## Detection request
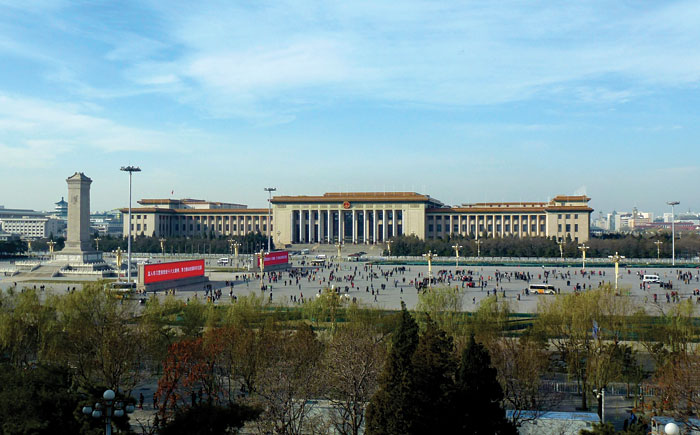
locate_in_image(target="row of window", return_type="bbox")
[557,214,579,220]
[558,224,580,232]
[428,224,546,233]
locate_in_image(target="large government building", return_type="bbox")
[122,192,593,244]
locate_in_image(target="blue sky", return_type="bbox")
[1,1,698,217]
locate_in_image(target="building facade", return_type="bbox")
[0,217,64,240]
[123,193,593,245]
[121,199,270,238]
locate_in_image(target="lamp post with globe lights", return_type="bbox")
[423,250,437,288]
[452,243,463,269]
[81,389,134,435]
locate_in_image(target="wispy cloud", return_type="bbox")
[0,94,195,168]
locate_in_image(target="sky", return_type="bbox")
[0,1,699,217]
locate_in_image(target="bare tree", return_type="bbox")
[322,322,386,435]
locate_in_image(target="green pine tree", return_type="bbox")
[411,314,455,434]
[451,334,517,435]
[365,302,420,435]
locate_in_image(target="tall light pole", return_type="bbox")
[95,237,102,252]
[667,201,679,266]
[264,187,276,253]
[578,243,589,270]
[475,239,482,258]
[654,240,663,260]
[386,240,393,257]
[120,166,141,284]
[159,238,166,256]
[452,243,463,269]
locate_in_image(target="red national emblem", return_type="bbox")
[343,201,351,209]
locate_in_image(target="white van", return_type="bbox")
[217,257,230,266]
[642,274,660,284]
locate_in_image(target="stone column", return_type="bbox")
[308,211,314,243]
[365,211,370,243]
[383,210,388,241]
[352,210,357,243]
[327,210,332,243]
[373,210,378,243]
[392,210,397,238]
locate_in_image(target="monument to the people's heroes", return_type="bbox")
[54,172,108,271]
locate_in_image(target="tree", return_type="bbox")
[410,315,455,434]
[536,285,637,411]
[490,333,560,428]
[252,324,324,435]
[451,334,516,435]
[415,286,465,339]
[158,402,260,435]
[365,302,420,435]
[0,363,84,434]
[323,322,386,435]
[50,282,148,392]
[0,287,57,366]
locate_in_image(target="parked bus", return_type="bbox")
[528,284,557,295]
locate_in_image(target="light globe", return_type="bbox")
[665,422,680,435]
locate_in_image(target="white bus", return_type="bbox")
[528,284,557,295]
[642,274,660,284]
[217,258,230,266]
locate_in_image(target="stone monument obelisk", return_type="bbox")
[56,172,104,266]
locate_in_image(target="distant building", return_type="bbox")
[0,217,64,240]
[90,210,124,236]
[54,197,68,219]
[123,192,594,244]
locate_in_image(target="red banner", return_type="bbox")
[258,251,289,268]
[143,259,205,284]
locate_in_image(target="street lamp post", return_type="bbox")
[120,166,141,284]
[667,201,679,266]
[578,243,589,270]
[608,251,625,291]
[593,388,606,424]
[159,238,166,256]
[257,249,266,290]
[82,389,135,435]
[47,240,56,256]
[557,238,565,259]
[475,240,482,258]
[264,187,277,253]
[452,243,463,269]
[386,240,393,257]
[335,242,342,260]
[95,237,102,252]
[654,240,663,260]
[422,250,437,288]
[114,247,123,280]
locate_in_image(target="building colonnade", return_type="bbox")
[290,208,403,244]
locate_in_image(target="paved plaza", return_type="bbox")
[2,250,699,314]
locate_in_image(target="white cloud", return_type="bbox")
[0,94,195,168]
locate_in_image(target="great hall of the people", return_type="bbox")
[122,192,593,245]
